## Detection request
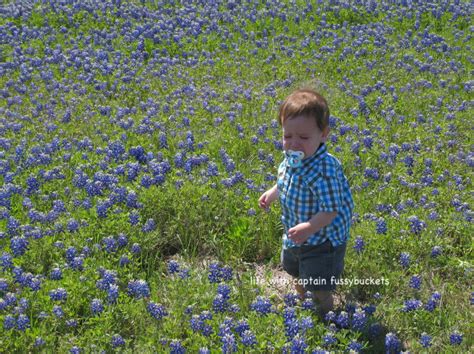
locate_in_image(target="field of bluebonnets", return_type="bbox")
[0,0,473,352]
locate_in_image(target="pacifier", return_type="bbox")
[285,150,305,168]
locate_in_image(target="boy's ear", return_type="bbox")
[321,127,330,143]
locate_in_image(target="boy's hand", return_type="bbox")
[258,192,272,210]
[288,222,313,244]
[258,186,278,210]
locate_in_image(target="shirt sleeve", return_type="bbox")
[308,172,344,213]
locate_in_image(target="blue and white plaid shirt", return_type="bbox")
[277,144,354,249]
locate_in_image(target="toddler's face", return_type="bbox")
[282,115,329,159]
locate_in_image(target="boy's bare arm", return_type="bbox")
[288,211,337,244]
[258,184,279,209]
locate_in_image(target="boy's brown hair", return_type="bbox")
[278,89,330,131]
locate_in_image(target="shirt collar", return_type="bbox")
[299,143,327,169]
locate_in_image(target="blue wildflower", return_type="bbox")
[353,235,365,254]
[409,275,422,290]
[167,260,180,274]
[10,237,28,257]
[241,330,257,347]
[90,298,104,315]
[399,252,410,268]
[127,280,150,299]
[351,309,367,330]
[0,252,13,271]
[250,296,272,315]
[131,243,141,255]
[385,332,401,353]
[15,314,30,331]
[49,288,68,301]
[419,333,432,348]
[323,333,337,346]
[430,246,442,258]
[375,218,387,234]
[347,340,363,352]
[53,305,64,318]
[34,337,46,347]
[3,315,16,330]
[147,302,168,320]
[407,215,426,235]
[111,334,125,348]
[142,218,156,233]
[449,330,463,345]
[402,299,422,312]
[284,293,299,307]
[213,294,228,313]
[336,311,350,328]
[221,333,237,353]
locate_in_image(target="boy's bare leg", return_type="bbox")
[312,290,334,317]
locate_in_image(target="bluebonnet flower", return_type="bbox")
[1,252,13,270]
[10,236,28,256]
[419,333,432,348]
[129,211,140,225]
[385,332,401,352]
[300,316,313,334]
[67,218,79,232]
[323,332,337,346]
[119,255,130,267]
[127,280,150,299]
[49,288,68,301]
[142,218,156,233]
[402,299,422,312]
[3,315,16,330]
[111,334,125,348]
[103,236,118,253]
[208,262,222,283]
[407,215,426,235]
[34,337,46,347]
[241,330,257,347]
[221,333,237,353]
[167,260,180,274]
[70,256,84,271]
[351,309,367,330]
[250,296,272,315]
[449,330,463,345]
[399,252,410,268]
[283,307,299,339]
[375,218,387,234]
[234,319,250,336]
[213,294,228,313]
[425,292,441,312]
[17,314,30,331]
[347,340,363,352]
[178,269,190,279]
[217,284,231,300]
[198,348,210,354]
[353,235,365,253]
[90,298,104,315]
[336,311,350,328]
[147,302,168,320]
[131,243,141,255]
[190,315,204,333]
[69,346,82,354]
[301,298,314,310]
[324,311,336,323]
[409,275,422,290]
[53,305,64,318]
[220,266,233,281]
[107,284,119,304]
[66,319,78,328]
[0,278,8,292]
[284,293,299,307]
[430,246,442,257]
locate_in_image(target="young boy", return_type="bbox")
[259,88,354,316]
